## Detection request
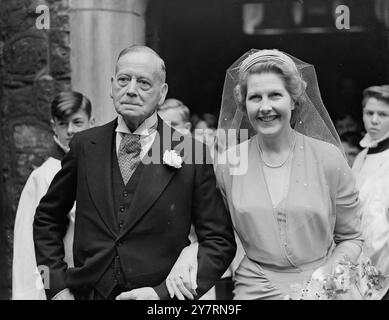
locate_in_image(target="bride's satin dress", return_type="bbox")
[216,132,363,299]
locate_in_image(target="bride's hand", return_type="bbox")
[166,242,199,300]
[311,263,333,282]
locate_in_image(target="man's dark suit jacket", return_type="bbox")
[33,116,236,299]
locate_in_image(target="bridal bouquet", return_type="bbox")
[287,257,387,300]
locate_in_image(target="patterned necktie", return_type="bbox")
[117,133,141,185]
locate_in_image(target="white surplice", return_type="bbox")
[353,144,389,299]
[12,157,75,300]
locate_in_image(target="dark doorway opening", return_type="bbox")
[146,0,388,126]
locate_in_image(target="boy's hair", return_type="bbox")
[51,91,92,120]
[362,85,389,108]
[158,98,191,123]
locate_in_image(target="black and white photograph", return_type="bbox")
[1,0,389,306]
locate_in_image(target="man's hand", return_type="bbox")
[166,242,198,300]
[116,287,160,300]
[52,288,75,300]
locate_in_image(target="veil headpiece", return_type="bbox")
[216,49,345,158]
[239,49,298,74]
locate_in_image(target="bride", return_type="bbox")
[165,49,363,300]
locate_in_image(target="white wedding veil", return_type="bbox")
[215,49,345,158]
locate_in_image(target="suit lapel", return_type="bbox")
[118,117,179,238]
[85,119,118,237]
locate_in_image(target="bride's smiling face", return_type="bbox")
[245,72,295,137]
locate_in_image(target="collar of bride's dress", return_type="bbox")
[360,132,389,154]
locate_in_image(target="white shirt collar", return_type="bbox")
[360,131,389,148]
[116,112,158,136]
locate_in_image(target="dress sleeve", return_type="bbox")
[190,145,236,298]
[330,147,363,247]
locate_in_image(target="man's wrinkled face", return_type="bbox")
[110,51,168,131]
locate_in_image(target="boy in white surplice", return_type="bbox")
[352,85,389,300]
[12,91,94,299]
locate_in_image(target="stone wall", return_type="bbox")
[0,0,71,299]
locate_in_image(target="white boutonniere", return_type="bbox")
[163,150,183,169]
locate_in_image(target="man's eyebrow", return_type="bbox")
[116,72,129,76]
[116,72,153,80]
[137,76,152,81]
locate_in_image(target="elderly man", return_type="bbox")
[33,45,236,300]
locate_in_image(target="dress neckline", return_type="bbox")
[254,134,297,210]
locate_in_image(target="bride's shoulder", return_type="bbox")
[299,133,349,170]
[301,134,344,157]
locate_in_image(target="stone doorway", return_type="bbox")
[146,0,389,123]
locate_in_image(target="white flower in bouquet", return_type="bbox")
[289,256,387,300]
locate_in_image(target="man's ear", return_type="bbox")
[158,83,168,106]
[50,119,57,135]
[185,122,192,132]
[109,76,114,98]
[89,116,96,127]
